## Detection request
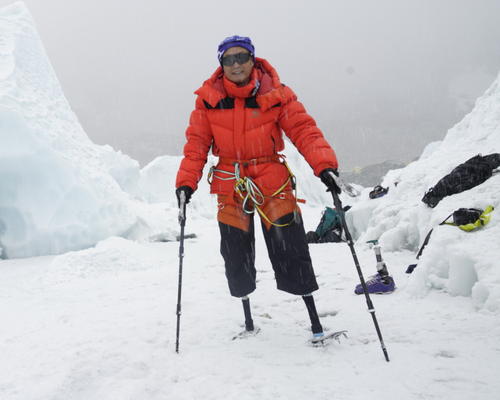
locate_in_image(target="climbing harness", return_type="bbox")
[207,154,302,227]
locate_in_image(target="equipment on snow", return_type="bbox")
[316,207,342,237]
[406,264,417,274]
[175,192,187,353]
[355,240,396,295]
[444,206,494,231]
[422,153,500,208]
[450,208,483,226]
[306,229,342,244]
[330,190,390,362]
[367,240,390,277]
[355,273,396,295]
[310,330,348,346]
[306,205,351,244]
[406,205,494,274]
[369,185,389,199]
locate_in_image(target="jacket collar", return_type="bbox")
[195,58,290,111]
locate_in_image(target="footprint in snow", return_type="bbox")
[434,350,457,358]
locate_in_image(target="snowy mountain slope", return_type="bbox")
[0,2,175,258]
[341,160,406,187]
[346,71,500,311]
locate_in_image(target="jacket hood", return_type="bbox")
[195,58,290,111]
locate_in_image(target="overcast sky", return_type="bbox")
[3,0,500,170]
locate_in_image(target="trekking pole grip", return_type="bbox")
[178,192,187,225]
[330,191,390,362]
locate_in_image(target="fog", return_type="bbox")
[2,0,500,169]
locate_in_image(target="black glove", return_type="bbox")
[319,168,341,194]
[175,186,193,207]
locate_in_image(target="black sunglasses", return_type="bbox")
[221,52,252,67]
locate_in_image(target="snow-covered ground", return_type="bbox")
[1,2,500,400]
[1,212,500,400]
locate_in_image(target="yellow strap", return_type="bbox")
[255,204,296,227]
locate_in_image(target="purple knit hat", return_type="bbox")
[217,35,255,63]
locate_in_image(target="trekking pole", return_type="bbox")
[175,192,187,353]
[330,190,390,362]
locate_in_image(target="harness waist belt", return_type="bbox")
[218,154,282,167]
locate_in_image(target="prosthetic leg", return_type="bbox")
[302,293,323,336]
[303,293,348,345]
[354,240,396,294]
[241,296,254,331]
[232,296,260,340]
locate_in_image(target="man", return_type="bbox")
[175,35,341,341]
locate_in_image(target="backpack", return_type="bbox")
[306,206,351,243]
[315,207,342,237]
[422,153,500,208]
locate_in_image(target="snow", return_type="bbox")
[139,154,218,220]
[0,3,177,258]
[1,2,500,399]
[346,71,500,312]
[2,217,500,400]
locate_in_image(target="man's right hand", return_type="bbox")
[319,168,342,194]
[175,186,194,207]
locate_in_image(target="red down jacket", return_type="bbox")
[176,58,338,228]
